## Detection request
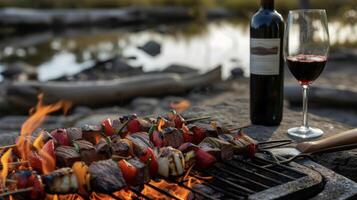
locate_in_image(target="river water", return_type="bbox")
[0,18,356,81]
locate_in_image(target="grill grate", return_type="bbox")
[122,153,325,200]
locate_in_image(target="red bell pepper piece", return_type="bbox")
[50,128,70,146]
[127,115,141,134]
[118,159,137,185]
[28,151,43,172]
[190,125,206,144]
[101,118,115,136]
[139,147,158,178]
[195,148,216,169]
[152,130,164,147]
[182,124,193,143]
[41,140,56,160]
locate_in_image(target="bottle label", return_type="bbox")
[250,38,280,75]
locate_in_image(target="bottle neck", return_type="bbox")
[261,0,274,10]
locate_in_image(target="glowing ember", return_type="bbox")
[170,100,191,113]
[16,94,71,163]
[114,189,136,200]
[0,149,12,186]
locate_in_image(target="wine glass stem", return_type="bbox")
[302,85,309,130]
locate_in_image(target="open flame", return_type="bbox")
[0,149,12,186]
[16,94,71,163]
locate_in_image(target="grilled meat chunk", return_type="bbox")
[95,138,112,160]
[218,132,257,157]
[127,132,153,149]
[89,159,127,193]
[81,124,104,145]
[66,128,82,141]
[43,168,78,194]
[161,127,184,148]
[55,146,81,167]
[198,137,234,161]
[73,140,98,164]
[111,138,133,158]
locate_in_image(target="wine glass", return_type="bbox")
[284,9,330,139]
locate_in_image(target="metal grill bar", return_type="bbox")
[212,164,270,190]
[202,170,255,194]
[222,160,283,185]
[253,156,307,177]
[235,158,296,180]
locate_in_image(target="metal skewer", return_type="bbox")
[0,187,33,197]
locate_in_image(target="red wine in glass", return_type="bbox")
[284,9,330,139]
[287,54,327,85]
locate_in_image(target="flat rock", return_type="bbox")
[138,40,161,57]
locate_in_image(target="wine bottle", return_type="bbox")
[250,0,284,126]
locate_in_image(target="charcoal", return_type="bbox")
[66,127,82,141]
[55,146,81,167]
[162,127,183,148]
[73,140,98,164]
[89,159,127,193]
[127,158,150,186]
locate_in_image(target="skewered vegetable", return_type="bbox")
[50,129,70,146]
[42,167,78,194]
[155,147,185,177]
[72,161,91,196]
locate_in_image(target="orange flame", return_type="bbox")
[170,100,191,113]
[0,149,12,186]
[157,118,165,132]
[16,94,71,162]
[33,133,44,150]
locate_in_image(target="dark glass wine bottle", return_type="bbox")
[250,0,284,126]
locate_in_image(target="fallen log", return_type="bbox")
[0,7,232,29]
[5,66,221,108]
[285,84,357,108]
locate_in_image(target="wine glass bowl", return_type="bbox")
[284,9,330,139]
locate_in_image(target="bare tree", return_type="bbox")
[299,0,310,9]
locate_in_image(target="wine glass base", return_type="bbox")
[287,126,323,139]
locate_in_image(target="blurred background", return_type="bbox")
[0,0,355,81]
